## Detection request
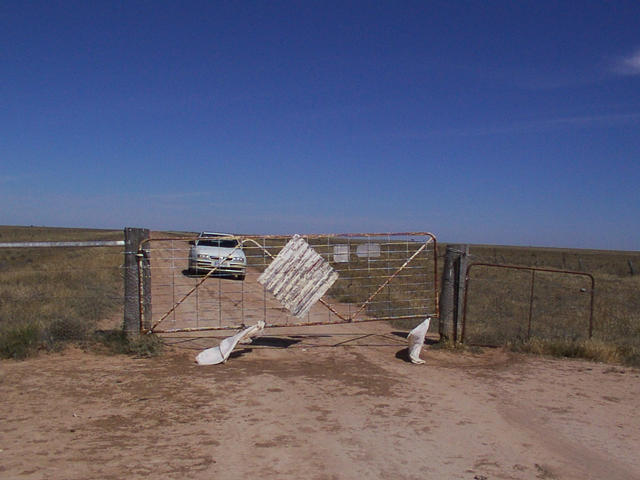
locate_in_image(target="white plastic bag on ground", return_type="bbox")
[407,317,431,364]
[196,321,265,365]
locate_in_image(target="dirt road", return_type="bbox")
[1,323,639,480]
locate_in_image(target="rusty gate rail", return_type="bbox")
[461,262,595,343]
[137,232,439,334]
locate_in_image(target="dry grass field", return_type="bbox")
[0,227,126,358]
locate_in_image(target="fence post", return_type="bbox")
[455,245,470,342]
[439,246,455,341]
[440,244,469,342]
[124,227,151,336]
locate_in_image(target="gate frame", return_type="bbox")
[137,232,439,334]
[460,262,595,344]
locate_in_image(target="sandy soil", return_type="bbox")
[1,322,639,480]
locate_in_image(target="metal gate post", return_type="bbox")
[124,227,151,336]
[456,245,470,342]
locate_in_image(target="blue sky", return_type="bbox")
[1,1,639,250]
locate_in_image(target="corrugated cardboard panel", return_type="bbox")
[258,235,339,318]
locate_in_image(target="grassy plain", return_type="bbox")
[0,226,161,358]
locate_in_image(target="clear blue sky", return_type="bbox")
[1,1,639,250]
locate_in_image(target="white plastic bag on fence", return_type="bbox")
[407,317,431,364]
[196,321,265,365]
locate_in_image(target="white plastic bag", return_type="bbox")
[196,321,265,365]
[407,317,431,364]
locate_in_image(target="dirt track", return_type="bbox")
[1,322,639,480]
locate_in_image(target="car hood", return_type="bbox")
[193,245,246,259]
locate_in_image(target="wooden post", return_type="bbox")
[439,244,469,342]
[124,228,151,336]
[439,246,456,341]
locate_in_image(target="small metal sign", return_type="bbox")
[333,244,350,263]
[356,243,381,258]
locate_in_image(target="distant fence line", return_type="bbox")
[0,241,125,248]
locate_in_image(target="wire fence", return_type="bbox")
[462,264,594,345]
[0,238,125,342]
[457,245,640,348]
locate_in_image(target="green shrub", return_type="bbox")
[127,334,164,357]
[45,317,92,343]
[92,330,164,357]
[0,322,42,359]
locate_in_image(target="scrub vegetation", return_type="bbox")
[0,226,161,358]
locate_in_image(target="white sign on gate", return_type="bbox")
[258,235,339,318]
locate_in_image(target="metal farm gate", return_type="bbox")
[137,233,438,334]
[461,263,595,345]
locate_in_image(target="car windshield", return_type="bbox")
[197,238,239,248]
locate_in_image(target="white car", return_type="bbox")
[188,232,246,280]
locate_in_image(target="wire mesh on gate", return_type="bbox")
[142,233,438,333]
[461,263,594,345]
